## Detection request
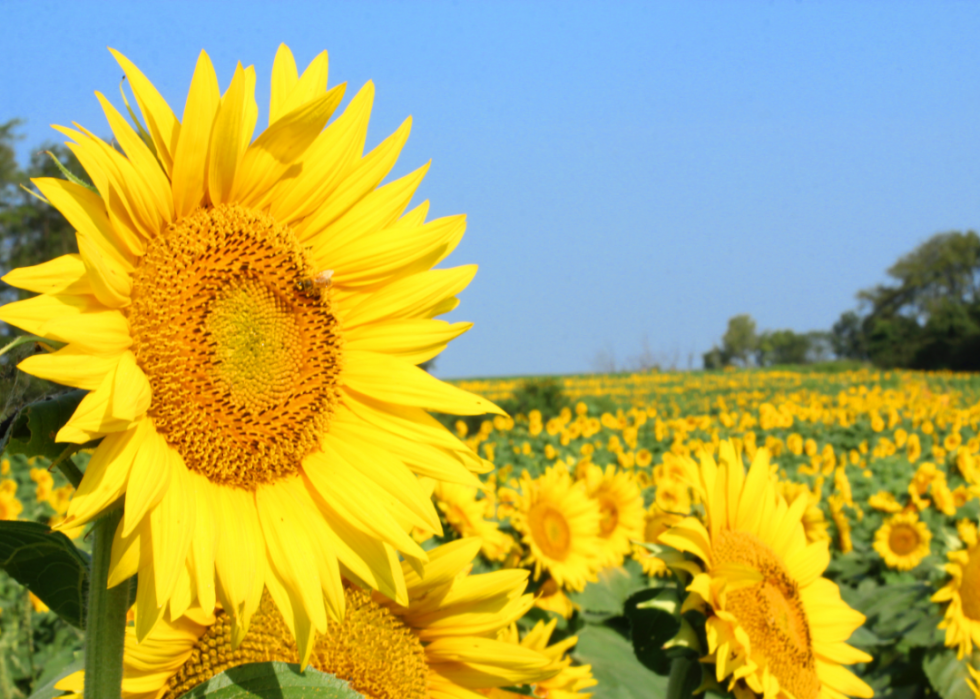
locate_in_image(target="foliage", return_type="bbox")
[497,377,570,418]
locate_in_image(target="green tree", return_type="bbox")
[831,311,866,360]
[755,329,810,366]
[721,314,757,367]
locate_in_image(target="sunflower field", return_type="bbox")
[1,44,980,699]
[2,364,980,698]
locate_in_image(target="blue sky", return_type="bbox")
[3,1,980,378]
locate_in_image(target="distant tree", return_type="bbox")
[702,345,728,370]
[755,329,810,366]
[722,314,757,367]
[831,311,866,360]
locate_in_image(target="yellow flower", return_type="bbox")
[632,503,685,577]
[484,618,597,698]
[582,464,645,568]
[433,481,516,562]
[0,479,23,521]
[66,539,555,699]
[30,467,53,503]
[867,491,903,513]
[660,442,873,699]
[932,521,980,659]
[907,433,922,462]
[1,45,500,657]
[635,448,653,468]
[0,458,9,475]
[534,578,578,619]
[787,434,803,456]
[873,511,932,571]
[512,465,601,592]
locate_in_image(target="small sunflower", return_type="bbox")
[581,464,645,568]
[873,511,932,571]
[659,441,873,699]
[932,520,980,658]
[433,481,516,562]
[483,618,597,698]
[59,539,555,699]
[0,45,500,657]
[511,465,601,592]
[632,502,685,578]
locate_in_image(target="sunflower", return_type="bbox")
[873,511,932,571]
[433,481,516,562]
[511,465,602,592]
[931,520,980,659]
[0,45,500,657]
[482,618,597,698]
[659,441,873,699]
[57,539,555,699]
[581,464,645,568]
[0,479,23,521]
[631,502,685,578]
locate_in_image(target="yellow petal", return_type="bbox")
[1,254,93,295]
[815,659,874,698]
[271,81,373,224]
[275,49,330,119]
[56,353,146,443]
[187,471,217,613]
[341,265,476,328]
[212,486,263,639]
[307,161,430,269]
[208,63,257,205]
[62,420,150,527]
[233,86,344,208]
[94,92,173,222]
[148,449,195,607]
[172,50,220,219]
[343,349,503,415]
[17,345,123,391]
[121,428,171,537]
[296,115,411,242]
[269,44,300,125]
[108,48,181,176]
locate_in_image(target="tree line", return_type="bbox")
[704,230,980,370]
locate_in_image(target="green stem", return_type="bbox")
[666,656,697,699]
[49,445,84,488]
[83,510,127,699]
[0,335,64,360]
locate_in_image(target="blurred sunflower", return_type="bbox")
[631,502,685,578]
[0,479,23,520]
[581,464,644,568]
[512,465,601,592]
[932,520,980,658]
[659,442,873,699]
[873,511,932,571]
[433,481,516,562]
[0,45,499,657]
[56,539,554,699]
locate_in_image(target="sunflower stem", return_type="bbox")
[666,655,698,699]
[84,509,127,699]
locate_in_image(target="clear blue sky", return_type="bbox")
[3,1,980,378]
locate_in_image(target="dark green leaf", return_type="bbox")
[923,648,980,699]
[0,521,89,629]
[4,391,87,460]
[623,588,682,675]
[573,623,668,699]
[568,559,648,619]
[178,662,364,699]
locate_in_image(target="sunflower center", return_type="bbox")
[713,529,820,699]
[598,495,619,537]
[529,504,572,560]
[129,204,342,490]
[163,588,427,699]
[888,524,921,556]
[960,546,980,620]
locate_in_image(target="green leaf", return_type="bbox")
[27,656,83,699]
[178,662,364,699]
[0,521,90,629]
[44,151,96,193]
[573,623,668,699]
[924,648,980,699]
[4,390,88,460]
[568,559,648,619]
[623,587,683,675]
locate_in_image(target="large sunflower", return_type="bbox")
[511,465,602,592]
[57,539,554,699]
[659,442,873,699]
[0,46,500,658]
[932,520,980,659]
